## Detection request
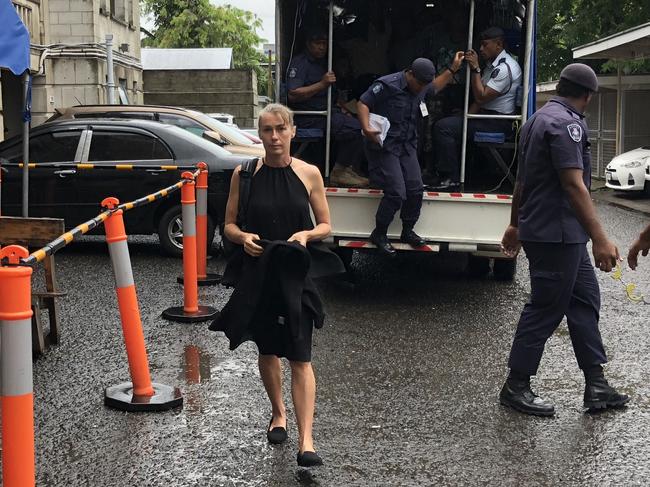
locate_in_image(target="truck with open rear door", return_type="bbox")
[275,0,537,280]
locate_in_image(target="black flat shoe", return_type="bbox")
[499,380,555,417]
[401,229,426,248]
[369,229,396,257]
[266,418,287,444]
[297,451,323,467]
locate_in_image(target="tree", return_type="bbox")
[537,0,650,81]
[141,1,267,87]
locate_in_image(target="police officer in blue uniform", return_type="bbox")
[433,27,522,189]
[357,55,464,255]
[499,63,629,416]
[287,30,368,187]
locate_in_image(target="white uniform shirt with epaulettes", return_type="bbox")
[481,50,522,114]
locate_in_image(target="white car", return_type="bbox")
[605,146,650,194]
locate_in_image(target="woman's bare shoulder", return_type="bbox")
[292,158,322,178]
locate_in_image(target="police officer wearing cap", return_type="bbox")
[433,26,522,189]
[499,63,629,416]
[357,54,464,255]
[287,29,368,188]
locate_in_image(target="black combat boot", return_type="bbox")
[499,373,555,417]
[401,224,426,248]
[370,228,396,257]
[583,366,630,412]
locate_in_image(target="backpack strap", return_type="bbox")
[236,157,259,229]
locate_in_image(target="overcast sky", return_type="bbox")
[211,1,276,45]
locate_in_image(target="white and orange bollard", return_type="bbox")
[0,245,35,487]
[102,197,182,411]
[162,172,218,323]
[177,162,221,286]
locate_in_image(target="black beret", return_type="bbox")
[480,26,505,41]
[410,58,436,84]
[560,63,599,92]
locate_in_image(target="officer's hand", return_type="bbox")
[362,128,381,145]
[500,224,521,258]
[288,231,309,247]
[464,50,479,69]
[627,235,650,270]
[451,51,464,72]
[242,233,263,257]
[592,238,620,272]
[321,71,337,86]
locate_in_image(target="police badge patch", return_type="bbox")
[288,67,297,78]
[490,68,500,79]
[372,83,382,94]
[567,123,582,142]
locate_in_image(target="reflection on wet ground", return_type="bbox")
[26,203,650,485]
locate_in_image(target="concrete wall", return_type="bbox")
[144,69,259,128]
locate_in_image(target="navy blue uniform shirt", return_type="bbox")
[517,97,592,243]
[359,71,434,156]
[287,52,336,112]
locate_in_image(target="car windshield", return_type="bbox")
[188,110,254,146]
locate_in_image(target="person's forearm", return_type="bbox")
[224,222,248,245]
[470,73,486,104]
[305,223,331,242]
[288,81,328,103]
[357,102,371,131]
[509,182,522,227]
[564,182,608,243]
[432,69,455,92]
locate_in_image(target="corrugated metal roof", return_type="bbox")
[141,48,233,70]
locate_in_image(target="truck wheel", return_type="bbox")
[493,258,517,281]
[333,247,354,271]
[466,255,491,277]
[157,205,216,257]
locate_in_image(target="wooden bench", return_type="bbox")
[0,216,66,356]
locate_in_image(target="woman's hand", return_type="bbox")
[242,232,263,257]
[288,231,310,247]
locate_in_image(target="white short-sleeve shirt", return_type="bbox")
[481,50,522,114]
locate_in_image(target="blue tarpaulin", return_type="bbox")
[0,0,30,75]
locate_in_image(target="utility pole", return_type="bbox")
[106,34,115,104]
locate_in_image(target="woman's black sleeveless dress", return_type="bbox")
[243,161,317,361]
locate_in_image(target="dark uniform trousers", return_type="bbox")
[508,242,608,376]
[434,115,512,180]
[365,143,423,227]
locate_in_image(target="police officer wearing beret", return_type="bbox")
[357,54,464,255]
[434,27,522,189]
[287,30,369,188]
[499,63,629,416]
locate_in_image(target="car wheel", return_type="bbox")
[158,205,216,257]
[644,181,650,197]
[493,258,517,281]
[466,254,491,277]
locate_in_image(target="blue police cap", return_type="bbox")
[560,63,599,92]
[410,58,436,84]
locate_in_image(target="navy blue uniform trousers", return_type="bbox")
[508,242,607,375]
[364,144,423,227]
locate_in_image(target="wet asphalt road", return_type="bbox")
[17,201,650,486]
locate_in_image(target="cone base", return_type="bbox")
[162,305,218,323]
[104,382,183,412]
[177,273,222,286]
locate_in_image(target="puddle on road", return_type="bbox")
[181,345,213,384]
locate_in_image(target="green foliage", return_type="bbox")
[141,0,266,69]
[537,0,650,81]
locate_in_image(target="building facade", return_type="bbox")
[1,0,143,141]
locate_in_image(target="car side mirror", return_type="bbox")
[202,130,226,146]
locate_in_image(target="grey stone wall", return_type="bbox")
[144,69,259,128]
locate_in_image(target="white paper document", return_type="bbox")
[365,113,390,146]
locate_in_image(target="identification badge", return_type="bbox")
[419,102,429,117]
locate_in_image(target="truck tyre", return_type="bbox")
[333,247,354,271]
[466,255,491,277]
[157,205,216,257]
[493,258,517,281]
